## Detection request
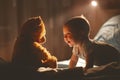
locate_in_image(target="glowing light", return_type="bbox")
[91,0,98,7]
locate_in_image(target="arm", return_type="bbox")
[40,47,57,68]
[69,53,79,68]
[84,53,94,70]
[34,42,57,68]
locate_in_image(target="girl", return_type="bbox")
[63,16,120,70]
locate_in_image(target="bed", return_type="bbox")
[0,57,120,80]
[94,15,120,53]
[57,58,85,68]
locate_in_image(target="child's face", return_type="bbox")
[63,27,75,47]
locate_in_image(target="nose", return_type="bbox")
[64,37,70,44]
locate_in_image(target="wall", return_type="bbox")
[0,0,119,61]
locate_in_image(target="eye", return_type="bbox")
[64,33,71,38]
[64,33,68,38]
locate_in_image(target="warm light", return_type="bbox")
[57,58,86,68]
[91,0,98,7]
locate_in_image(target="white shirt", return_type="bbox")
[72,45,85,59]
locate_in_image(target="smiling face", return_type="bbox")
[63,26,76,47]
[63,16,90,47]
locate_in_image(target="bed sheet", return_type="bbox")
[57,58,85,68]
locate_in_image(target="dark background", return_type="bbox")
[0,0,120,62]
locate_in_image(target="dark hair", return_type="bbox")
[64,16,90,41]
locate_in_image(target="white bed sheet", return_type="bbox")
[57,58,85,68]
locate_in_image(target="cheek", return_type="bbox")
[64,37,72,45]
[64,37,69,44]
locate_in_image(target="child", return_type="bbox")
[63,16,120,70]
[12,16,57,69]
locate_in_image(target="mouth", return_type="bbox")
[68,43,73,47]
